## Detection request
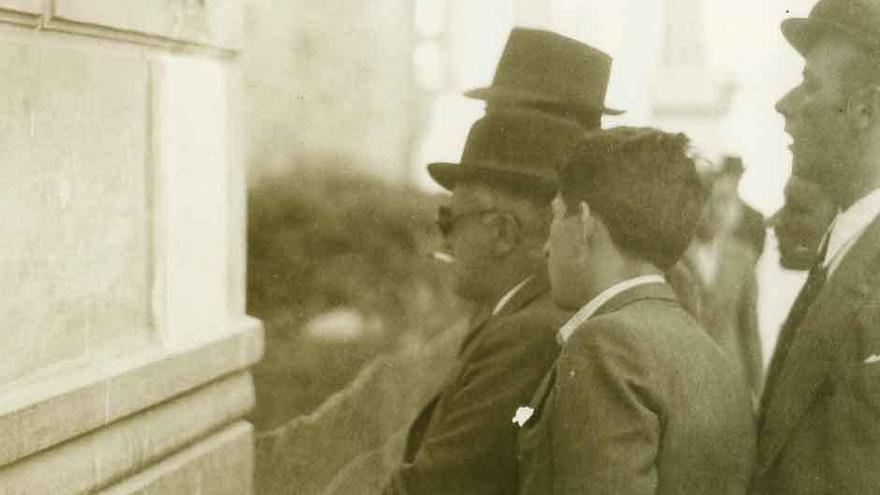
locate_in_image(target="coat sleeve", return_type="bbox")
[551,319,661,495]
[383,313,560,495]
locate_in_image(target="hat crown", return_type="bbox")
[426,109,585,195]
[460,109,584,176]
[784,0,880,55]
[465,27,621,116]
[491,28,611,106]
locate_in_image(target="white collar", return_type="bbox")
[823,187,880,275]
[556,274,667,344]
[492,276,533,316]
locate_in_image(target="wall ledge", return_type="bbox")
[100,421,254,495]
[43,17,239,59]
[0,7,38,27]
[0,373,255,494]
[0,316,263,467]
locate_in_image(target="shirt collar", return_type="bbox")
[556,274,667,344]
[823,187,880,272]
[491,276,534,317]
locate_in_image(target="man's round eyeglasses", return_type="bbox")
[436,205,521,237]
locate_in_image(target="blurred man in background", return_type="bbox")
[384,29,620,494]
[756,0,880,491]
[683,164,764,402]
[518,128,755,494]
[720,156,767,261]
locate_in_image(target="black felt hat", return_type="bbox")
[427,109,585,197]
[782,0,880,56]
[464,28,624,118]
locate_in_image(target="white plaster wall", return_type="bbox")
[0,1,260,492]
[0,40,153,384]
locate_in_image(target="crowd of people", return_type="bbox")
[380,0,880,493]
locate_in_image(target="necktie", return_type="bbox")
[762,240,830,405]
[782,254,828,334]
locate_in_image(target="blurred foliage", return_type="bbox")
[247,160,465,429]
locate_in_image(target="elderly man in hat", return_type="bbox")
[383,29,619,494]
[756,0,880,492]
[468,27,704,322]
[517,128,756,494]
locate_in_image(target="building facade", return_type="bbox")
[0,1,260,492]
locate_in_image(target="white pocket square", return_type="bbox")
[864,354,880,364]
[512,406,535,427]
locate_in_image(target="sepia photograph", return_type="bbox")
[1,0,879,493]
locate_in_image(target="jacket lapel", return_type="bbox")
[458,273,550,356]
[758,215,880,473]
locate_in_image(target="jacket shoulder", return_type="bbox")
[466,295,569,363]
[563,299,696,352]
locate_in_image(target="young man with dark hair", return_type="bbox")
[517,128,756,494]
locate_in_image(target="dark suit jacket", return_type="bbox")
[383,275,571,494]
[683,240,764,400]
[754,215,880,494]
[518,283,756,494]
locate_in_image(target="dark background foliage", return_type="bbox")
[247,161,465,429]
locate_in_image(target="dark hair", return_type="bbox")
[558,127,705,269]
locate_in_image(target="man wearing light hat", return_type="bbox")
[383,28,620,494]
[757,0,880,492]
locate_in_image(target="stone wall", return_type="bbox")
[0,1,259,492]
[242,0,419,184]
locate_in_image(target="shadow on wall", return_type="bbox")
[246,157,466,430]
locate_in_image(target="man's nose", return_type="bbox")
[775,88,795,117]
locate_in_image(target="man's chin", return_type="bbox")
[778,248,815,271]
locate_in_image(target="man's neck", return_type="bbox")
[835,151,880,209]
[480,264,539,310]
[839,183,880,211]
[584,261,663,304]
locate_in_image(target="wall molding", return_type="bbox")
[43,17,238,59]
[0,7,38,27]
[0,374,254,494]
[0,317,263,467]
[0,10,237,59]
[99,422,254,495]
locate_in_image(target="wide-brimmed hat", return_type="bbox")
[782,0,880,56]
[427,109,585,197]
[464,28,624,117]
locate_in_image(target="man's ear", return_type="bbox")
[848,85,880,130]
[578,201,594,244]
[488,212,520,257]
